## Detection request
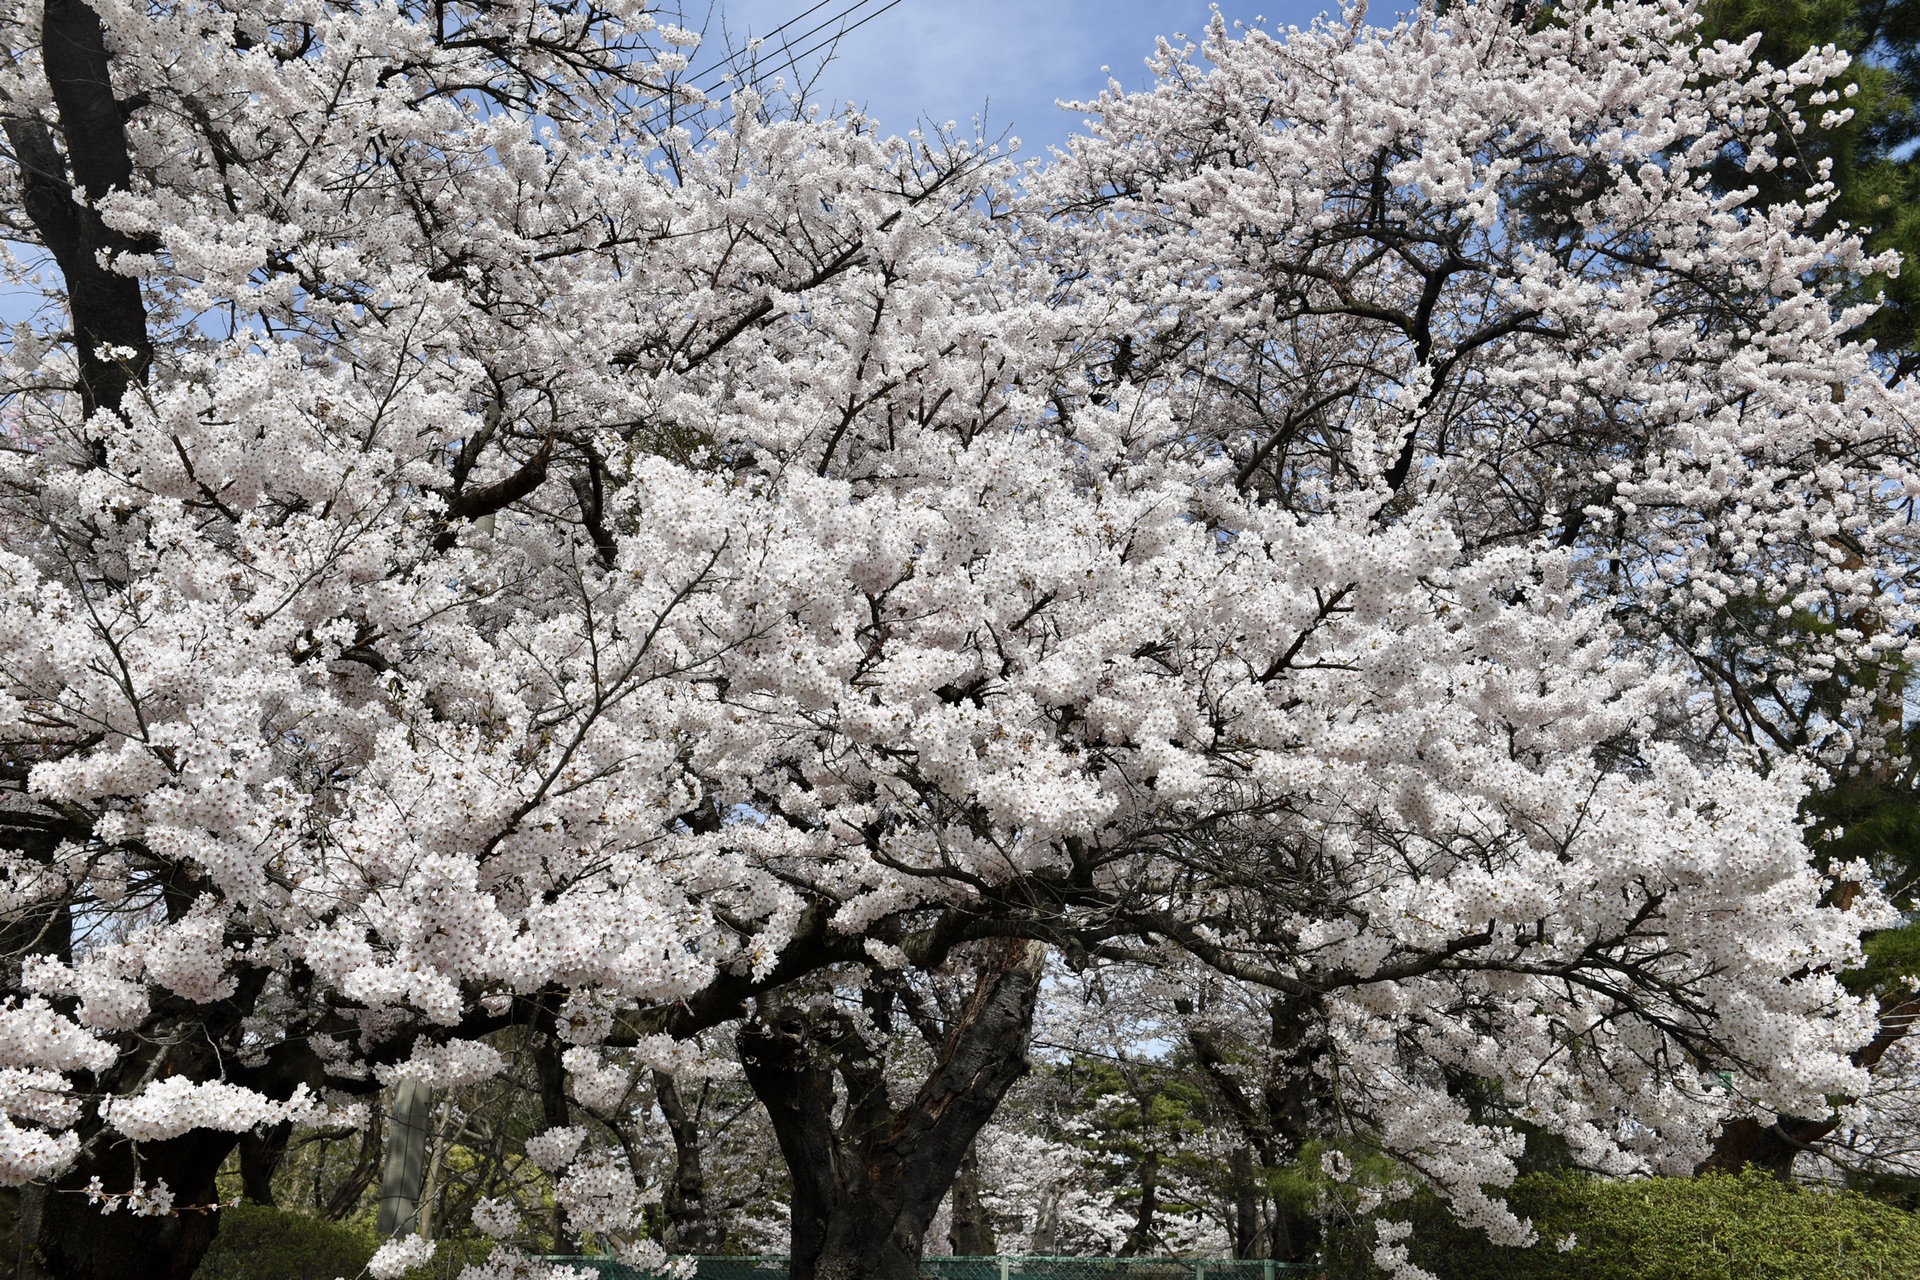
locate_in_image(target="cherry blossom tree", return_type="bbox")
[1027,0,1920,1226]
[0,2,1067,1273]
[0,2,1904,1279]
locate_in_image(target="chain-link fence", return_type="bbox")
[550,1256,1322,1280]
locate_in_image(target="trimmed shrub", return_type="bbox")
[191,1203,378,1280]
[1330,1170,1920,1280]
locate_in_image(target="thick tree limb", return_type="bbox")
[8,0,153,423]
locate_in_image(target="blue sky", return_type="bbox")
[694,0,1336,153]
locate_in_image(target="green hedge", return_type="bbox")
[190,1205,500,1280]
[192,1174,1920,1280]
[192,1203,379,1280]
[1332,1170,1920,1280]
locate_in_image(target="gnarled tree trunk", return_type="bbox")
[1699,990,1920,1176]
[20,1130,235,1280]
[740,940,1048,1280]
[2,0,151,425]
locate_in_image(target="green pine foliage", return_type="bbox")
[1699,0,1920,370]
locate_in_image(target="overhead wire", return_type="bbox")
[629,0,908,121]
[679,0,846,96]
[708,0,908,102]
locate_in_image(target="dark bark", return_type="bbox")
[531,1031,576,1254]
[238,1122,291,1206]
[322,1096,383,1221]
[1179,995,1324,1264]
[25,1129,239,1280]
[9,1022,335,1280]
[946,1144,995,1257]
[1696,1116,1819,1177]
[1119,1149,1158,1258]
[4,0,153,423]
[432,436,555,551]
[654,1070,724,1253]
[739,940,1048,1280]
[1268,1202,1319,1267]
[1227,1146,1258,1261]
[1699,991,1920,1175]
[569,448,619,569]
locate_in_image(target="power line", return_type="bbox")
[635,0,907,119]
[724,0,907,102]
[682,0,846,96]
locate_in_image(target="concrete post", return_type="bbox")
[375,1078,435,1237]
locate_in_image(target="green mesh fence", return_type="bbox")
[549,1256,1320,1280]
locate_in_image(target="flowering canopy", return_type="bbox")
[0,0,1909,1276]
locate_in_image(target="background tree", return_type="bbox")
[1698,0,1920,373]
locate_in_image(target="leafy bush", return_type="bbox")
[1329,1170,1920,1280]
[400,1234,497,1280]
[192,1203,378,1280]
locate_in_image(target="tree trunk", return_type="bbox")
[1119,1149,1158,1257]
[239,1122,292,1206]
[1696,1115,1823,1177]
[21,1129,240,1280]
[1700,990,1920,1175]
[324,1095,384,1221]
[739,940,1048,1280]
[655,1071,724,1253]
[530,1031,577,1254]
[2,0,153,425]
[1268,1202,1318,1267]
[947,1144,995,1257]
[1179,994,1325,1264]
[1227,1146,1258,1260]
[11,1019,333,1280]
